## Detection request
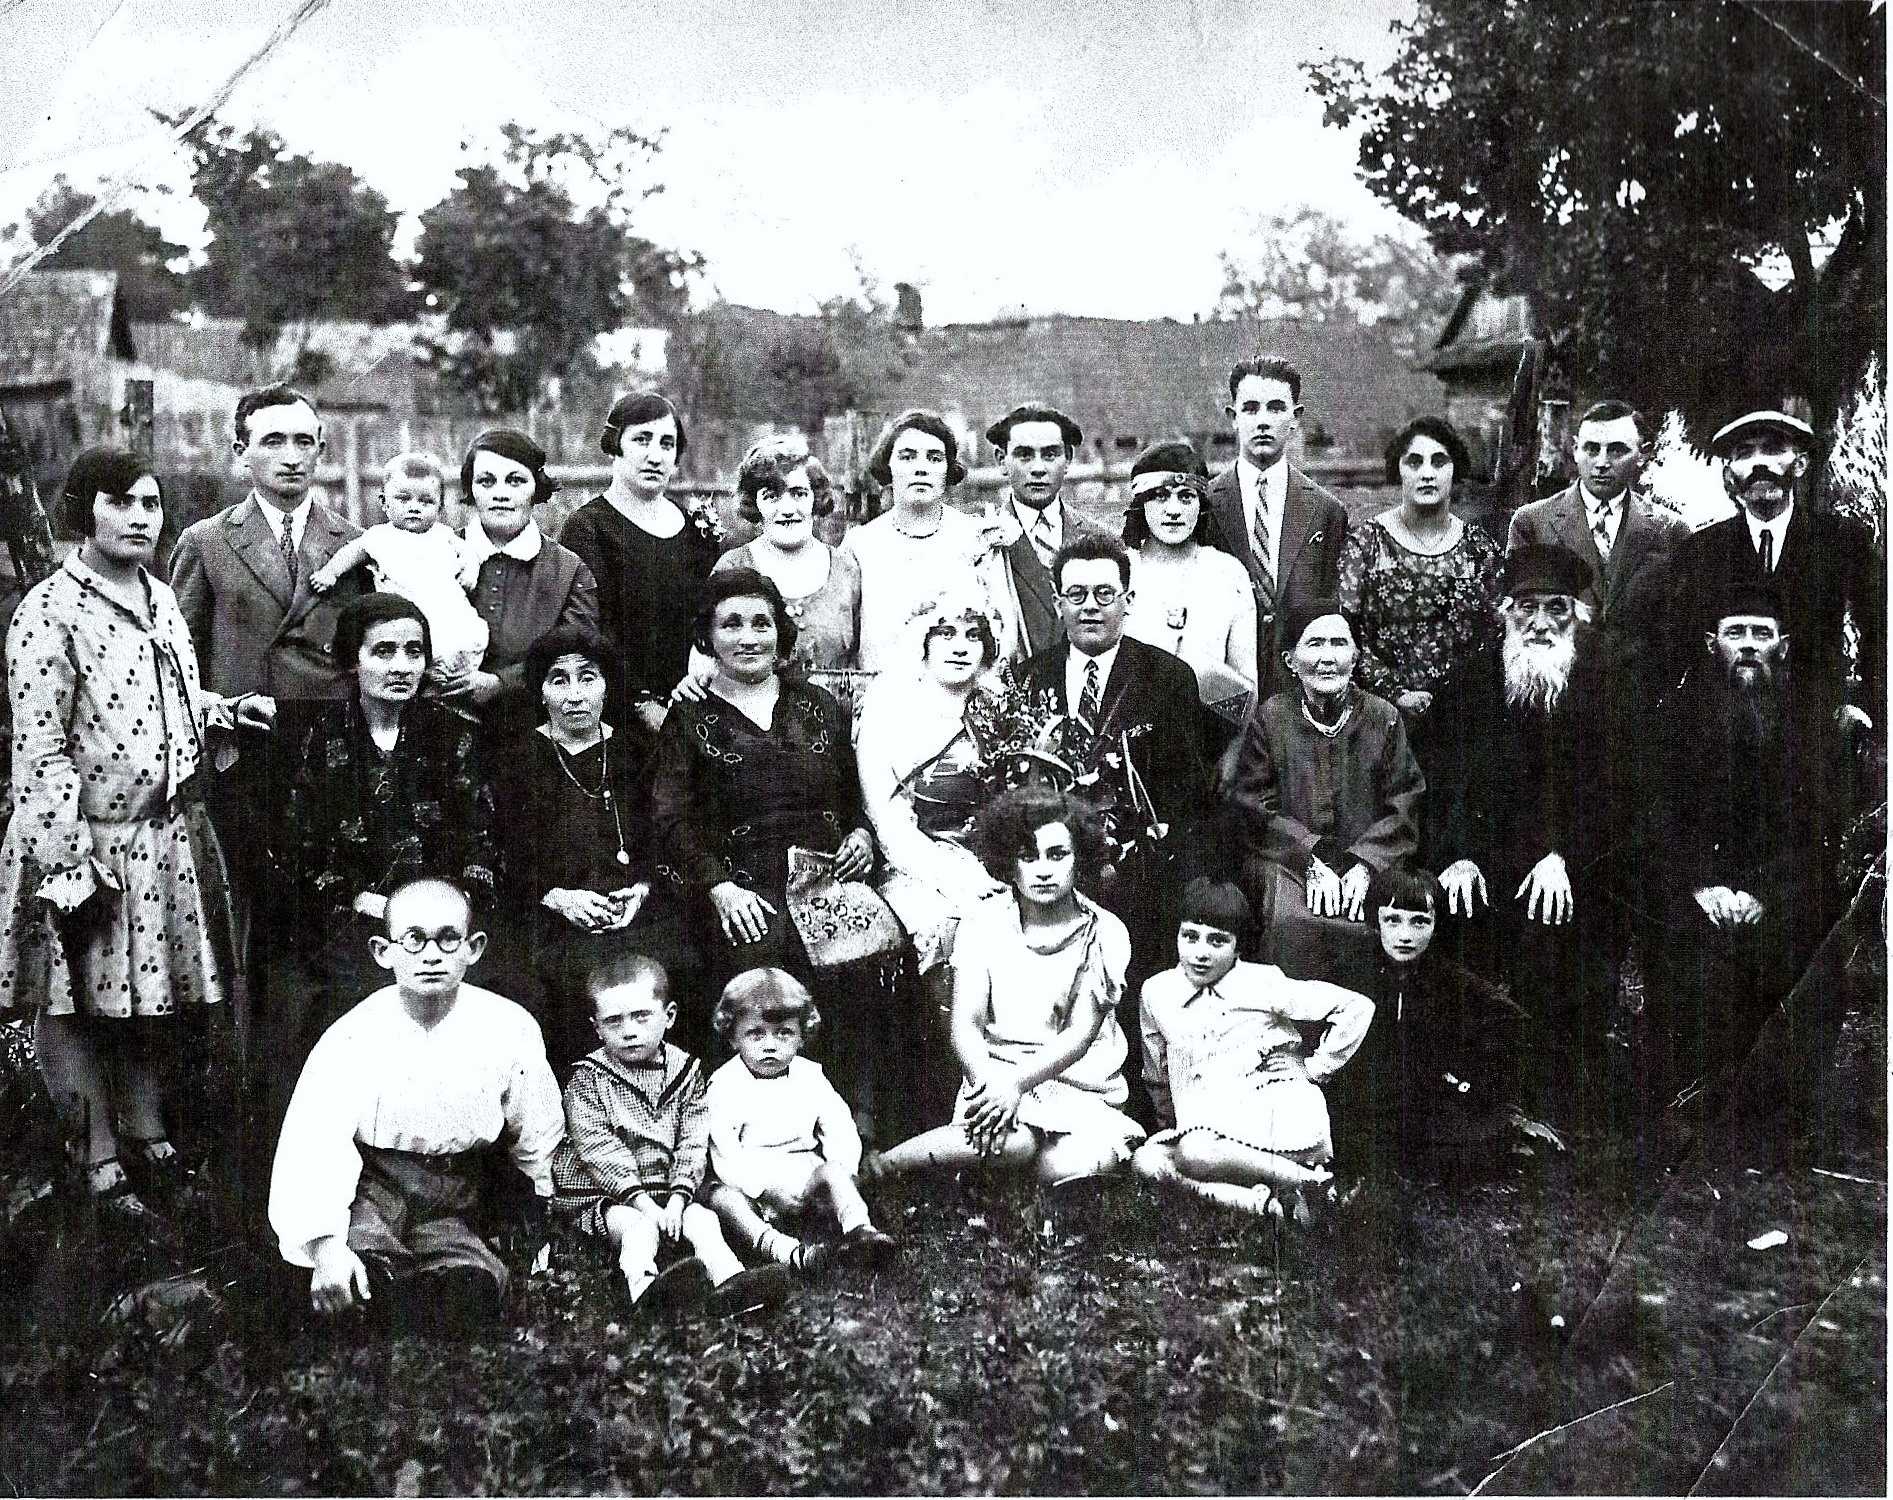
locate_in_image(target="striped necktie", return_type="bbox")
[1078,658,1102,731]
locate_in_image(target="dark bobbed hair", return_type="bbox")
[690,567,799,663]
[1226,355,1302,405]
[524,624,617,703]
[600,390,688,459]
[461,428,557,506]
[973,784,1109,888]
[58,447,157,538]
[586,952,671,1008]
[333,591,433,672]
[866,408,967,489]
[735,437,834,523]
[1120,488,1214,549]
[1367,862,1443,924]
[1051,529,1133,591]
[714,966,821,1042]
[1383,415,1472,486]
[987,403,1083,454]
[234,382,318,445]
[1176,876,1255,940]
[1575,398,1651,447]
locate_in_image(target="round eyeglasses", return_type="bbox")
[388,929,467,954]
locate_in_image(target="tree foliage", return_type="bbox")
[1214,206,1460,354]
[10,176,189,320]
[760,268,909,434]
[1305,0,1886,433]
[167,117,413,345]
[414,123,702,414]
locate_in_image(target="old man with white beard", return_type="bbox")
[1419,544,1634,1120]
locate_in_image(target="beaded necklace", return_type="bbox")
[549,732,631,866]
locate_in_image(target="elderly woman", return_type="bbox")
[839,409,996,675]
[0,449,268,1218]
[263,593,497,1133]
[1337,416,1504,720]
[494,625,698,1066]
[1119,440,1259,772]
[1229,600,1425,996]
[433,428,599,736]
[559,391,720,733]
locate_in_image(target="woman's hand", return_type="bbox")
[1339,863,1371,922]
[710,881,776,946]
[234,693,277,732]
[1440,859,1488,916]
[669,667,716,706]
[830,828,874,882]
[1394,688,1434,717]
[633,699,669,735]
[544,887,617,931]
[1305,858,1342,918]
[600,883,650,931]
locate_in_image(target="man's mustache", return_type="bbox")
[1739,467,1794,489]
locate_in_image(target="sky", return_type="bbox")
[0,0,1420,324]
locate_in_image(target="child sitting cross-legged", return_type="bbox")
[1132,877,1374,1222]
[550,954,792,1315]
[703,969,896,1273]
[870,785,1146,1185]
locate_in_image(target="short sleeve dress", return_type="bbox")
[1336,517,1505,704]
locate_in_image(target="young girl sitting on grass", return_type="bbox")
[704,969,896,1273]
[1132,877,1374,1221]
[871,785,1145,1185]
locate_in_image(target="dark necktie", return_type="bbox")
[1757,529,1774,574]
[1079,659,1102,731]
[279,512,299,590]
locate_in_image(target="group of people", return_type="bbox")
[0,354,1879,1334]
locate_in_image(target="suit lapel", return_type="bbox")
[1275,470,1317,591]
[226,498,294,610]
[1551,490,1606,597]
[284,504,353,625]
[1602,500,1651,606]
[1097,641,1136,730]
[1006,525,1058,652]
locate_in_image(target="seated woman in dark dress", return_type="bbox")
[493,625,699,1067]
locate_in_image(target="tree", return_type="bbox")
[167,116,414,346]
[414,123,703,414]
[10,176,190,320]
[760,267,910,433]
[1214,206,1461,354]
[1306,0,1887,435]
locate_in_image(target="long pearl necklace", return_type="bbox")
[550,732,631,866]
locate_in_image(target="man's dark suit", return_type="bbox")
[1021,634,1209,1124]
[1203,461,1349,701]
[1668,506,1886,724]
[1507,482,1686,694]
[992,495,1113,662]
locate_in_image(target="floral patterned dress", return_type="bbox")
[0,554,237,1019]
[1336,517,1505,704]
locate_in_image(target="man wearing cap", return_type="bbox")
[1420,543,1635,1111]
[978,403,1111,664]
[1639,581,1856,1140]
[1671,409,1884,735]
[1507,399,1686,704]
[1203,356,1349,702]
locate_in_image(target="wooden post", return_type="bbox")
[121,379,155,459]
[342,415,362,525]
[0,401,58,589]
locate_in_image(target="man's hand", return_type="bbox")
[1696,885,1763,928]
[1339,863,1371,922]
[1306,858,1342,917]
[1394,688,1434,717]
[670,668,716,705]
[1839,704,1873,737]
[309,1236,372,1315]
[1440,859,1487,916]
[1516,852,1572,925]
[634,699,669,735]
[235,694,277,732]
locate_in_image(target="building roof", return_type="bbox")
[1421,280,1537,376]
[129,317,436,410]
[0,270,134,387]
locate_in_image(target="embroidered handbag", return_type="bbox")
[784,845,903,968]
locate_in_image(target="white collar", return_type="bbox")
[1010,493,1062,533]
[253,492,312,537]
[1067,640,1122,706]
[463,517,543,564]
[1238,455,1287,511]
[1577,482,1623,515]
[1743,499,1793,546]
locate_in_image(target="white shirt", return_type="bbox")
[255,493,313,554]
[1578,482,1622,554]
[268,983,564,1266]
[704,1054,861,1198]
[1237,456,1287,581]
[1009,494,1063,559]
[1065,640,1122,718]
[1744,499,1793,571]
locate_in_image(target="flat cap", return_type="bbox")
[1709,409,1814,454]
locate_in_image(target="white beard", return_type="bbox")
[1502,629,1576,712]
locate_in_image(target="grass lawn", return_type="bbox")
[0,981,1883,1497]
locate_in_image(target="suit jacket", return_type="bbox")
[1507,483,1686,686]
[169,495,363,699]
[1668,506,1886,722]
[990,495,1113,662]
[1019,635,1210,842]
[1203,461,1349,701]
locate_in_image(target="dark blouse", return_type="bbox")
[558,497,719,708]
[649,680,864,899]
[495,729,652,902]
[276,697,497,951]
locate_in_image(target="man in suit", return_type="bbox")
[978,402,1110,665]
[1670,409,1885,738]
[1507,400,1686,709]
[1203,355,1350,703]
[1019,531,1210,1122]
